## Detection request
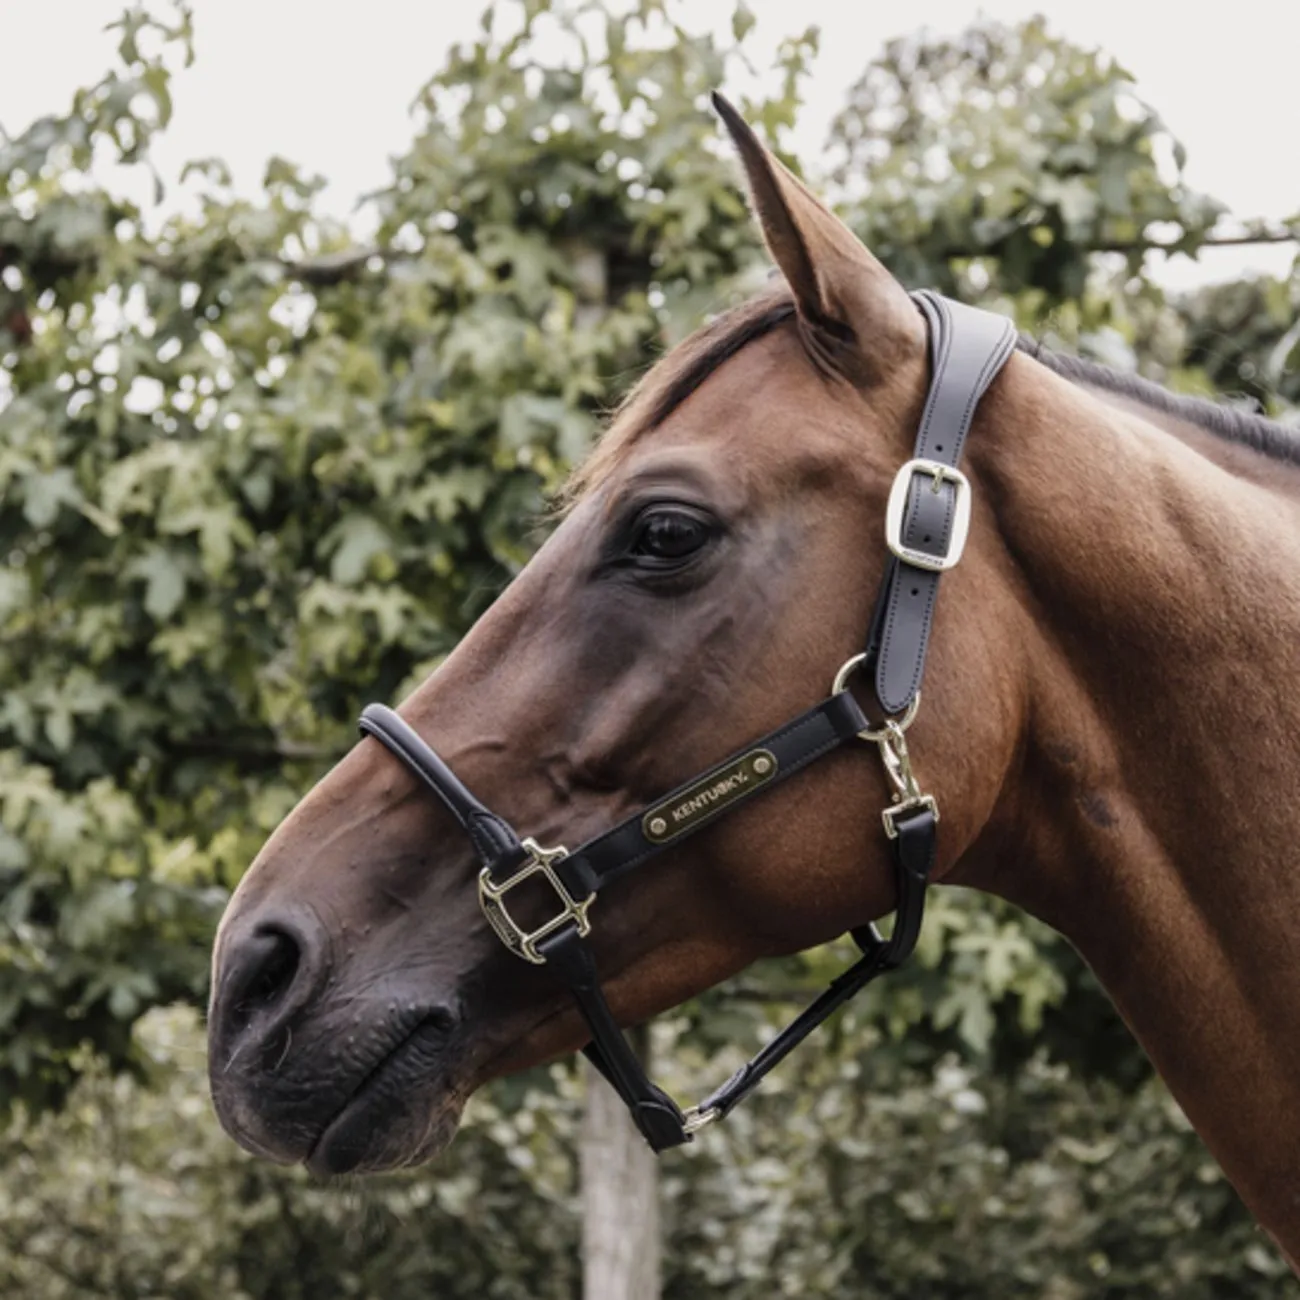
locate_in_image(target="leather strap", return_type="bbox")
[359,704,524,868]
[556,691,868,898]
[537,925,690,1150]
[536,804,937,1150]
[686,803,936,1124]
[359,692,869,893]
[873,292,1016,714]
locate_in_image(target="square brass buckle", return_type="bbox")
[478,838,593,965]
[884,458,972,572]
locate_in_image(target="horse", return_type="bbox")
[206,95,1300,1263]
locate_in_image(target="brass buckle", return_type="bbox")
[478,838,593,965]
[884,458,971,572]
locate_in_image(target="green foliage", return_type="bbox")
[829,17,1222,316]
[0,752,221,1110]
[1176,275,1300,413]
[2,1008,1293,1298]
[0,0,1297,1289]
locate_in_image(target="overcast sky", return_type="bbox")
[2,0,1296,289]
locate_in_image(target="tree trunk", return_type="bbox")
[581,1025,660,1300]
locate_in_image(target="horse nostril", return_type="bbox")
[248,927,300,1009]
[223,924,305,1036]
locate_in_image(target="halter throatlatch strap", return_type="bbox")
[356,291,1016,1152]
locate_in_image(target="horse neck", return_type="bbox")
[960,355,1300,1252]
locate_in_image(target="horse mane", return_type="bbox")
[564,288,1300,501]
[1021,336,1300,467]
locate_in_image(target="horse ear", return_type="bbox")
[711,92,919,382]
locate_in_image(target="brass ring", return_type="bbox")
[829,653,921,742]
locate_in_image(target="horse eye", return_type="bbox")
[628,508,712,564]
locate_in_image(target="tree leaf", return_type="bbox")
[22,469,81,528]
[132,548,187,621]
[325,515,392,586]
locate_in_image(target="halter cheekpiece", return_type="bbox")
[358,291,1017,1151]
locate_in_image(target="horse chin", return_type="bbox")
[304,1085,465,1177]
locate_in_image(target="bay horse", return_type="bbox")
[207,96,1300,1262]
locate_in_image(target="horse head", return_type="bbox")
[207,98,1024,1173]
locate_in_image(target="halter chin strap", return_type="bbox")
[357,290,1016,1152]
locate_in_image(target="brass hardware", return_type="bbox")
[882,795,938,839]
[884,458,972,571]
[682,1105,720,1135]
[478,837,592,965]
[830,653,921,741]
[877,720,916,796]
[828,656,937,835]
[875,720,939,838]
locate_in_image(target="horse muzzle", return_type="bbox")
[207,903,467,1174]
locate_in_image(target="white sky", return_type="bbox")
[1,0,1296,289]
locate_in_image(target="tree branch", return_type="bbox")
[131,245,419,287]
[7,222,1294,302]
[177,227,1300,285]
[712,985,828,1005]
[1191,231,1299,250]
[170,737,344,763]
[927,227,1298,263]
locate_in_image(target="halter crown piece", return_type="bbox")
[359,292,1018,1151]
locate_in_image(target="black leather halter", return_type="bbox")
[358,292,1017,1151]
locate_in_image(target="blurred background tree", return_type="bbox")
[1,0,1296,1295]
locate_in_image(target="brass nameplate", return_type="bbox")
[642,749,778,844]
